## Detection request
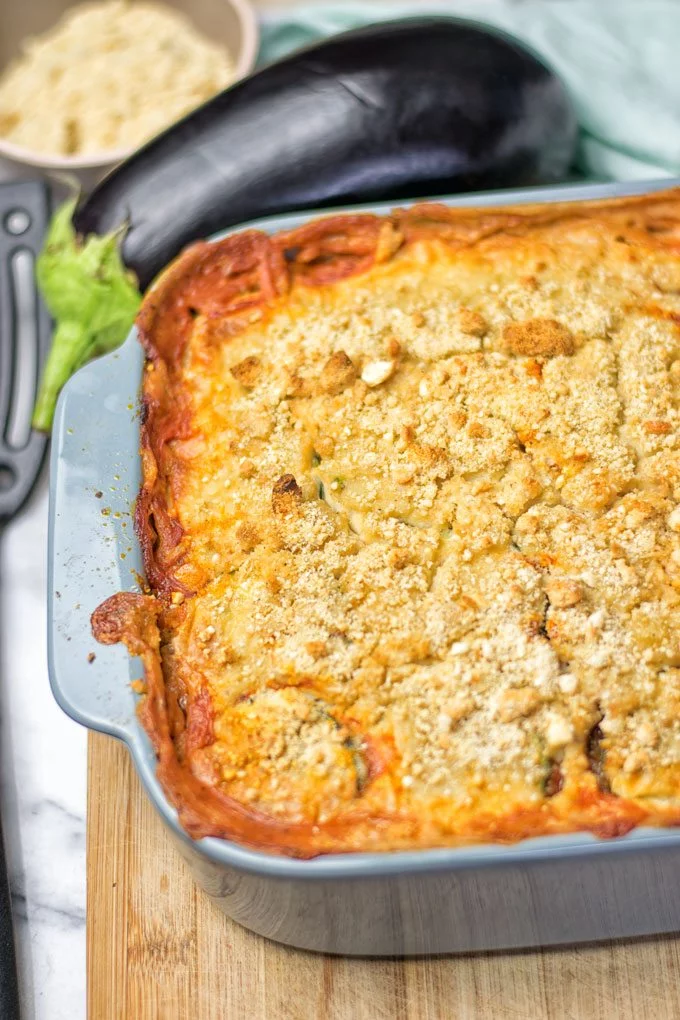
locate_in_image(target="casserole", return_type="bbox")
[49,180,680,953]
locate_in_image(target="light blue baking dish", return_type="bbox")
[48,179,680,954]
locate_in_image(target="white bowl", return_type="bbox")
[0,0,259,190]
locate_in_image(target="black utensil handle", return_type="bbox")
[0,816,19,1019]
[0,180,50,521]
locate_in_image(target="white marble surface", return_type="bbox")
[0,476,86,1019]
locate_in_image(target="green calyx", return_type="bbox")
[32,198,141,431]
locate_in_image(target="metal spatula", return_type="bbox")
[0,181,51,1019]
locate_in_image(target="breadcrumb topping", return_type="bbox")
[145,196,680,839]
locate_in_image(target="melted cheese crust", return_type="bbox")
[93,191,680,856]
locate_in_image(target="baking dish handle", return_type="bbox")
[47,333,145,740]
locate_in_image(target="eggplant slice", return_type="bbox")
[74,18,577,288]
[218,687,370,821]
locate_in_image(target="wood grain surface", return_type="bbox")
[88,732,680,1020]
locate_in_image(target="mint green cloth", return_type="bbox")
[258,2,680,182]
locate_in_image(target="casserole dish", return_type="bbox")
[49,179,680,954]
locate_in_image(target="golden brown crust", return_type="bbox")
[501,318,575,358]
[95,188,680,856]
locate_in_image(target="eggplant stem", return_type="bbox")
[32,321,90,431]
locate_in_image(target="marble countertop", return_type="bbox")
[1,477,86,1019]
[0,153,86,1015]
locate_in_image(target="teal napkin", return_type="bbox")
[258,2,680,182]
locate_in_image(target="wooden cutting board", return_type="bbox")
[88,732,680,1020]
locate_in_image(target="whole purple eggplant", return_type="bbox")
[74,18,576,289]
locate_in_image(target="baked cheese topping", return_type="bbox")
[93,192,680,855]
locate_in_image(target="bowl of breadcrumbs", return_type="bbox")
[0,0,258,186]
